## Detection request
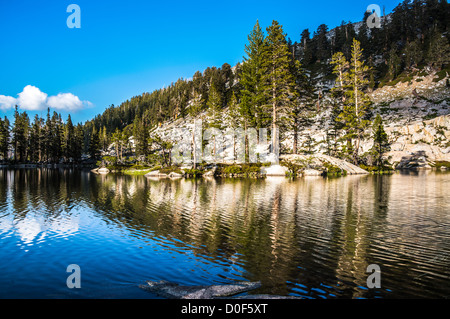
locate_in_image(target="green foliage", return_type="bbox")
[240,20,268,130]
[323,162,344,176]
[215,163,262,176]
[183,168,203,177]
[280,160,304,177]
[434,161,450,169]
[0,116,10,161]
[371,114,390,169]
[159,165,183,174]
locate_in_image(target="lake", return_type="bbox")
[0,169,449,299]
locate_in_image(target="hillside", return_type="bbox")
[1,0,449,172]
[138,70,449,173]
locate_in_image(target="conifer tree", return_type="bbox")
[206,82,223,129]
[289,58,315,154]
[73,124,84,163]
[133,116,150,161]
[89,126,101,161]
[329,52,350,156]
[240,20,268,130]
[427,31,450,70]
[29,115,43,163]
[300,29,313,65]
[338,39,372,163]
[188,90,203,118]
[63,115,75,161]
[314,24,330,63]
[12,106,30,163]
[371,114,390,169]
[227,92,241,159]
[262,20,297,155]
[0,117,10,161]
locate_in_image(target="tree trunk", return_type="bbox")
[192,120,197,170]
[293,122,298,155]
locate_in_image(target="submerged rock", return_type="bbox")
[139,280,263,299]
[145,170,168,178]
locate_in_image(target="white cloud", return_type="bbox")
[0,85,92,112]
[17,85,48,111]
[0,95,17,110]
[47,93,83,111]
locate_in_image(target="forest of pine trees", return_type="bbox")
[0,107,86,164]
[0,0,448,167]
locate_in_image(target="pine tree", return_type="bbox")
[331,52,349,96]
[63,115,75,162]
[73,124,84,162]
[404,39,423,69]
[0,117,10,161]
[133,116,150,161]
[427,31,450,70]
[387,47,402,80]
[289,58,315,154]
[240,20,268,130]
[371,114,390,168]
[329,52,350,156]
[29,115,43,163]
[89,126,101,161]
[12,106,30,163]
[188,90,203,117]
[300,29,313,65]
[338,39,372,163]
[206,82,223,129]
[262,20,297,155]
[43,108,52,162]
[227,92,241,160]
[314,24,330,63]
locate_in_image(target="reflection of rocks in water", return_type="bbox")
[139,280,300,299]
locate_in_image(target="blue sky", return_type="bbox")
[0,0,402,124]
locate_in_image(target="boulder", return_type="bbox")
[145,170,168,178]
[98,167,110,174]
[260,165,288,176]
[303,169,323,176]
[203,166,217,177]
[139,280,262,299]
[168,172,183,178]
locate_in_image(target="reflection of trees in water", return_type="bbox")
[89,174,389,296]
[2,169,449,297]
[0,169,85,243]
[1,169,86,220]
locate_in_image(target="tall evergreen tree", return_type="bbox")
[371,113,390,169]
[0,117,10,161]
[338,39,372,163]
[262,20,297,154]
[29,115,43,163]
[240,20,268,130]
[12,106,30,163]
[88,126,101,161]
[133,116,150,161]
[63,115,75,161]
[289,58,315,154]
[206,82,223,129]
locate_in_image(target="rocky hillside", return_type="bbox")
[145,71,449,172]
